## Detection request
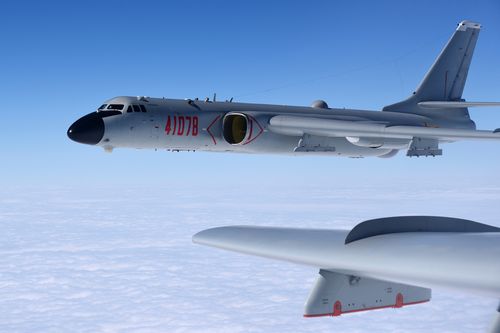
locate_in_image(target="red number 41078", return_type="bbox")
[165,115,198,136]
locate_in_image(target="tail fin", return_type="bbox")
[383,20,481,127]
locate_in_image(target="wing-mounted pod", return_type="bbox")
[406,137,442,157]
[222,112,264,145]
[305,270,430,317]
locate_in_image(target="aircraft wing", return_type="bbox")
[268,115,500,141]
[193,217,500,317]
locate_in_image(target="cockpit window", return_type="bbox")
[107,104,124,110]
[139,105,147,112]
[127,105,133,113]
[133,105,141,112]
[99,110,122,118]
[98,104,107,110]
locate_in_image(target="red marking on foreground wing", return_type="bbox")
[303,299,429,318]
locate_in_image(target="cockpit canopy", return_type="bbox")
[97,102,148,114]
[98,104,124,111]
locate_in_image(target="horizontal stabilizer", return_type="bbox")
[383,20,481,123]
[304,270,430,317]
[418,101,500,109]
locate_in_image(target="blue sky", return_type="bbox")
[1,0,499,188]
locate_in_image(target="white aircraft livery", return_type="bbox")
[68,21,500,158]
[193,216,500,332]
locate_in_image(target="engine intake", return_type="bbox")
[223,113,249,145]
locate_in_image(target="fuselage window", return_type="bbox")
[139,105,147,112]
[127,105,133,113]
[107,104,124,110]
[133,105,141,112]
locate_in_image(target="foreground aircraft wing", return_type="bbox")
[193,217,500,319]
[268,115,500,142]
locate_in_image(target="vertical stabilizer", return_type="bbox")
[383,20,481,127]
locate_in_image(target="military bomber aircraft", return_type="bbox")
[68,21,500,158]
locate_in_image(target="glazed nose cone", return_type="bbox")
[67,112,105,145]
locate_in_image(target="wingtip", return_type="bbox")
[192,226,246,245]
[457,20,481,31]
[192,228,214,244]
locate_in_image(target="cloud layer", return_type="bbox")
[0,185,498,332]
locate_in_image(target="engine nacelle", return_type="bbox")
[346,137,410,150]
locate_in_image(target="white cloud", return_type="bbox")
[0,185,498,332]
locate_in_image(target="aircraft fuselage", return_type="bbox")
[68,96,471,158]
